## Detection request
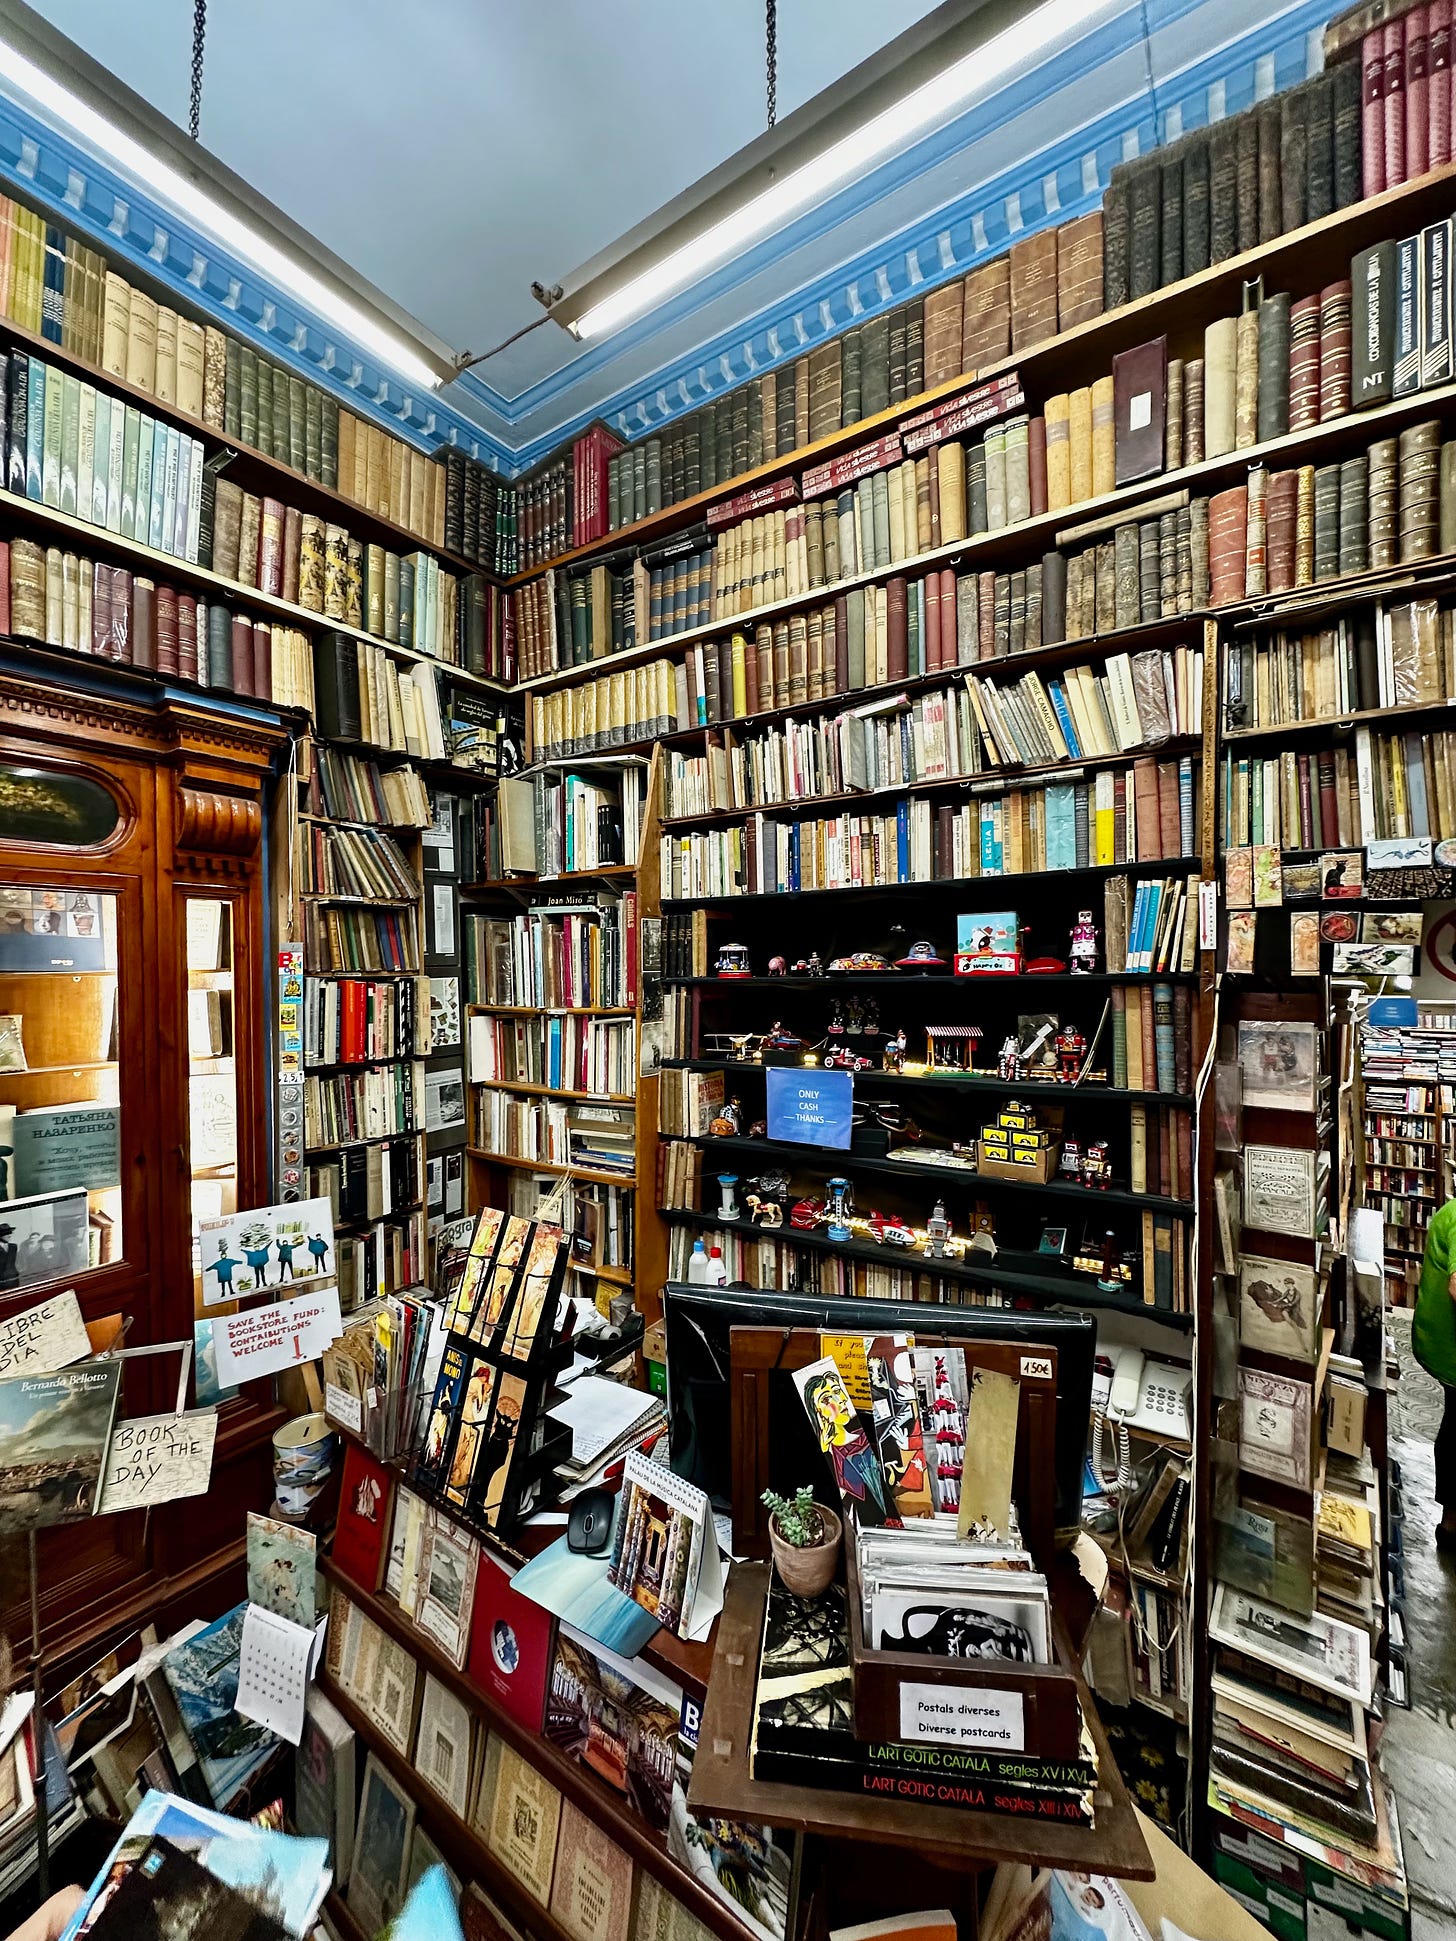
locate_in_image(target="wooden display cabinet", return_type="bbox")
[0,667,289,1675]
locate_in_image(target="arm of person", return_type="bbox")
[5,1885,85,1941]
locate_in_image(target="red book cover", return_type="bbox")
[1363,28,1388,195]
[0,542,10,640]
[466,1550,554,1731]
[230,612,254,697]
[1433,0,1453,164]
[333,1441,394,1593]
[624,890,638,1008]
[253,619,273,702]
[1406,5,1431,179]
[155,584,179,677]
[885,575,908,682]
[1384,19,1408,187]
[923,572,942,671]
[1027,414,1048,518]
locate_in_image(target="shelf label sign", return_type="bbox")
[765,1068,853,1149]
[898,1682,1025,1750]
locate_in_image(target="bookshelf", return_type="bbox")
[1359,1019,1456,1303]
[460,751,665,1306]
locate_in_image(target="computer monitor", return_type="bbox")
[661,1282,1097,1536]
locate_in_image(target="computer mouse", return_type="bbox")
[567,1487,615,1555]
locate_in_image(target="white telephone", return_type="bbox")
[1102,1347,1193,1437]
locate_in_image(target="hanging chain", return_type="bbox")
[766,0,777,129]
[188,0,207,140]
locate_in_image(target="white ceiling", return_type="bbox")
[24,0,942,360]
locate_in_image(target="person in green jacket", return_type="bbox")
[1413,1196,1456,1551]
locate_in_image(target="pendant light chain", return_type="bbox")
[766,0,777,129]
[189,0,207,140]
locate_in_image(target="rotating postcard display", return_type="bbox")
[414,1205,574,1539]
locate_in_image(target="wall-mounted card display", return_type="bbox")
[197,1194,336,1304]
[1237,1255,1322,1363]
[1238,1366,1313,1491]
[1236,1021,1319,1113]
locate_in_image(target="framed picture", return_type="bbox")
[0,1188,90,1293]
[348,1753,416,1935]
[1037,1226,1068,1256]
[1209,1584,1372,1705]
[1237,1254,1320,1362]
[415,1672,474,1821]
[1237,1021,1318,1112]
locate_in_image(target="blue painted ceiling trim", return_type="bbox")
[0,0,1327,479]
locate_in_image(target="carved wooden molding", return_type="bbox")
[176,787,262,859]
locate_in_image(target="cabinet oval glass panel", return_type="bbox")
[0,767,119,849]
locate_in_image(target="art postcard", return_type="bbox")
[1330,941,1415,976]
[0,1188,90,1294]
[1243,1146,1320,1240]
[1239,1366,1313,1491]
[198,1195,335,1304]
[246,1511,317,1627]
[1252,845,1284,908]
[1226,911,1256,974]
[1238,1254,1320,1362]
[1320,851,1363,899]
[1210,1583,1372,1705]
[1237,1020,1318,1111]
[1290,911,1320,976]
[791,1355,890,1527]
[866,1336,933,1520]
[1361,909,1423,945]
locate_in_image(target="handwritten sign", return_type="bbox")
[98,1410,218,1514]
[212,1285,343,1386]
[765,1067,853,1149]
[0,1289,92,1378]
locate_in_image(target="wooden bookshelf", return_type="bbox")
[509,161,1456,588]
[319,1555,748,1941]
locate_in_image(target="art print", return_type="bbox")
[501,1224,568,1361]
[1331,941,1415,976]
[1362,909,1423,945]
[0,1188,89,1294]
[792,1355,889,1526]
[1238,1254,1319,1361]
[1210,1584,1371,1704]
[480,1372,530,1527]
[1239,1366,1313,1490]
[1237,1020,1317,1111]
[198,1195,335,1305]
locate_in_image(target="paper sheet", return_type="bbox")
[97,1410,217,1514]
[233,1603,324,1746]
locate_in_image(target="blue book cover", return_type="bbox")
[161,1604,278,1811]
[1127,881,1149,972]
[896,800,910,880]
[789,822,800,893]
[41,226,64,345]
[1153,981,1176,1093]
[1046,680,1082,759]
[1178,757,1194,857]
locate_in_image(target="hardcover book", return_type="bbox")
[549,1800,634,1941]
[0,1362,121,1529]
[332,1441,395,1593]
[465,1549,555,1731]
[1239,1365,1314,1490]
[476,1735,563,1905]
[161,1602,278,1809]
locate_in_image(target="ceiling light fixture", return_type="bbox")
[544,0,1121,344]
[0,0,457,391]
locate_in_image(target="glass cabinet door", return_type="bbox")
[0,881,123,1289]
[184,893,240,1319]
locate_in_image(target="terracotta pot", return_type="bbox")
[768,1504,842,1597]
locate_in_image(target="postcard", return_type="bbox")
[415,1510,480,1669]
[246,1512,318,1627]
[1239,1366,1313,1490]
[1243,1146,1320,1241]
[1331,942,1415,976]
[1210,1584,1372,1705]
[1366,836,1432,870]
[1226,911,1256,974]
[1252,846,1284,908]
[1290,912,1320,976]
[1282,861,1322,902]
[1237,1020,1318,1111]
[1238,1255,1321,1362]
[1362,909,1423,945]
[1320,852,1363,899]
[198,1195,335,1305]
[792,1356,891,1527]
[0,1188,90,1294]
[1223,848,1253,910]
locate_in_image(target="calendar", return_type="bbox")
[233,1602,321,1746]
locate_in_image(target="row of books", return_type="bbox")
[312,629,449,759]
[1110,874,1201,976]
[1113,984,1194,1095]
[0,183,501,563]
[304,747,432,828]
[473,1092,635,1176]
[1208,421,1452,607]
[305,1062,420,1146]
[464,898,639,1011]
[437,446,518,578]
[467,1012,638,1098]
[970,646,1202,770]
[301,824,421,901]
[305,903,421,975]
[1224,600,1456,730]
[212,478,475,663]
[306,1131,422,1225]
[1219,725,1456,847]
[513,423,624,570]
[1358,8,1456,199]
[662,1216,1018,1302]
[0,535,312,705]
[485,767,646,881]
[659,765,1200,898]
[336,1211,429,1307]
[577,54,1362,560]
[304,977,422,1067]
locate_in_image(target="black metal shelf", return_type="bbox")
[661,1208,1192,1328]
[664,1058,1193,1108]
[669,971,1200,989]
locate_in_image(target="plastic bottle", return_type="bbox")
[707,1245,728,1286]
[686,1239,713,1284]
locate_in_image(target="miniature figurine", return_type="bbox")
[767,955,787,976]
[828,952,891,973]
[883,1026,909,1074]
[826,1000,846,1038]
[1096,1229,1123,1291]
[708,1097,742,1137]
[845,998,864,1037]
[997,1034,1023,1082]
[1081,1140,1113,1189]
[968,1229,998,1259]
[763,1021,804,1056]
[894,940,946,970]
[863,998,880,1037]
[715,942,752,978]
[925,1200,951,1259]
[866,1209,916,1247]
[823,1046,875,1072]
[1055,1023,1087,1083]
[1069,911,1099,974]
[1059,1136,1083,1180]
[717,1175,741,1221]
[791,952,825,977]
[746,1192,784,1228]
[825,1177,854,1243]
[747,1118,768,1139]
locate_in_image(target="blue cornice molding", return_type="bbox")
[0,0,1328,480]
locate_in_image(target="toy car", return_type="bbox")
[894,940,946,970]
[790,1197,826,1230]
[866,1210,917,1247]
[823,1046,876,1071]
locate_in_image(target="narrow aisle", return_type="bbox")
[1384,1314,1456,1941]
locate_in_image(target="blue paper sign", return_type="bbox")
[765,1067,854,1149]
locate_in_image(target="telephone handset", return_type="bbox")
[1102,1347,1193,1437]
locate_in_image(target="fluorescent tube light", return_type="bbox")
[566,0,1118,341]
[0,15,455,391]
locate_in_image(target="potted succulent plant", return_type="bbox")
[761,1486,842,1596]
